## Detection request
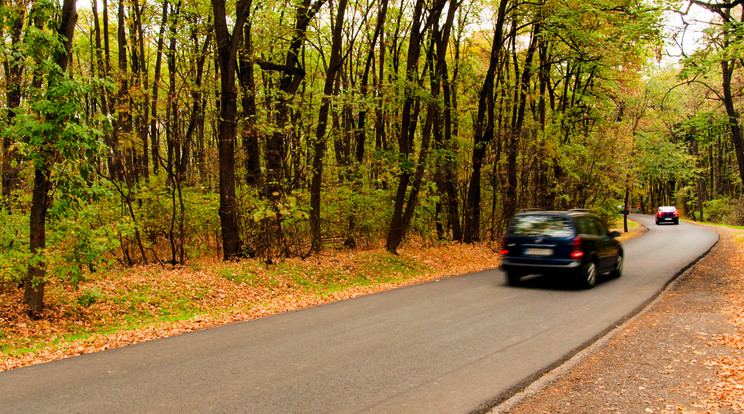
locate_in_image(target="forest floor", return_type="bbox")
[1,221,743,412]
[1,239,506,371]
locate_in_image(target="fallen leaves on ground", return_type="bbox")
[704,227,744,411]
[1,242,501,371]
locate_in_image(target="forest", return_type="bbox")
[0,0,743,314]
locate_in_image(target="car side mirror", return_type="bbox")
[608,231,621,238]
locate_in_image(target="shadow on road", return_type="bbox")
[502,273,619,291]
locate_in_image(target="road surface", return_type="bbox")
[0,215,718,413]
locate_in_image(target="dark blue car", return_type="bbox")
[499,210,624,288]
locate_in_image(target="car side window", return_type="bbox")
[576,216,603,236]
[575,217,591,235]
[585,218,600,235]
[593,218,608,235]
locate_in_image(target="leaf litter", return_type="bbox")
[704,227,744,411]
[1,242,502,371]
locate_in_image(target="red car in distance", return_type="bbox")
[655,206,679,225]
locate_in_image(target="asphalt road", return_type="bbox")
[0,215,718,414]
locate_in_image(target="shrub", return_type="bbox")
[703,197,731,224]
[0,209,31,286]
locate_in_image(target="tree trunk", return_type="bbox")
[721,59,744,187]
[165,9,179,180]
[695,1,744,187]
[150,0,168,175]
[213,0,252,259]
[25,167,51,315]
[375,11,387,153]
[257,0,325,259]
[238,22,262,186]
[623,185,630,232]
[385,0,428,253]
[433,1,461,241]
[180,29,211,183]
[115,0,132,185]
[24,0,77,316]
[385,0,448,253]
[311,0,348,252]
[504,17,539,217]
[265,0,325,196]
[131,0,149,182]
[463,0,508,243]
[1,1,25,210]
[354,0,387,165]
[691,136,705,222]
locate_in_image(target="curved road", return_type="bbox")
[0,215,718,413]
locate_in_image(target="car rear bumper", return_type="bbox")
[501,258,582,273]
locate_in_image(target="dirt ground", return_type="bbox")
[495,225,744,414]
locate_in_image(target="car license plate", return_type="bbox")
[664,218,672,221]
[524,247,553,256]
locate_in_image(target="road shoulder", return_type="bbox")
[494,225,744,413]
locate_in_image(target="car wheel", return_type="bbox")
[579,261,597,289]
[506,271,522,286]
[655,220,659,225]
[610,255,623,278]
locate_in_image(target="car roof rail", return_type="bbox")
[518,208,544,213]
[567,208,592,213]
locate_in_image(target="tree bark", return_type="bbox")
[165,7,179,180]
[265,0,326,199]
[503,16,539,218]
[432,0,460,241]
[150,0,169,175]
[385,0,428,253]
[311,0,348,252]
[1,0,25,210]
[238,21,262,186]
[24,0,77,316]
[462,0,508,243]
[258,0,325,260]
[721,59,744,187]
[689,1,744,186]
[115,0,132,185]
[25,167,51,315]
[385,0,448,253]
[213,0,252,259]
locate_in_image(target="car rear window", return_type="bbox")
[508,215,573,238]
[659,206,677,212]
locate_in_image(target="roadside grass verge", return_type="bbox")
[692,221,744,231]
[687,221,744,243]
[612,217,641,230]
[1,243,500,370]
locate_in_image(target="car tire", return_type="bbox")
[578,261,597,289]
[610,255,623,279]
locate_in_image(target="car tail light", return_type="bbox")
[674,211,679,217]
[498,236,509,255]
[656,211,662,217]
[571,237,584,259]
